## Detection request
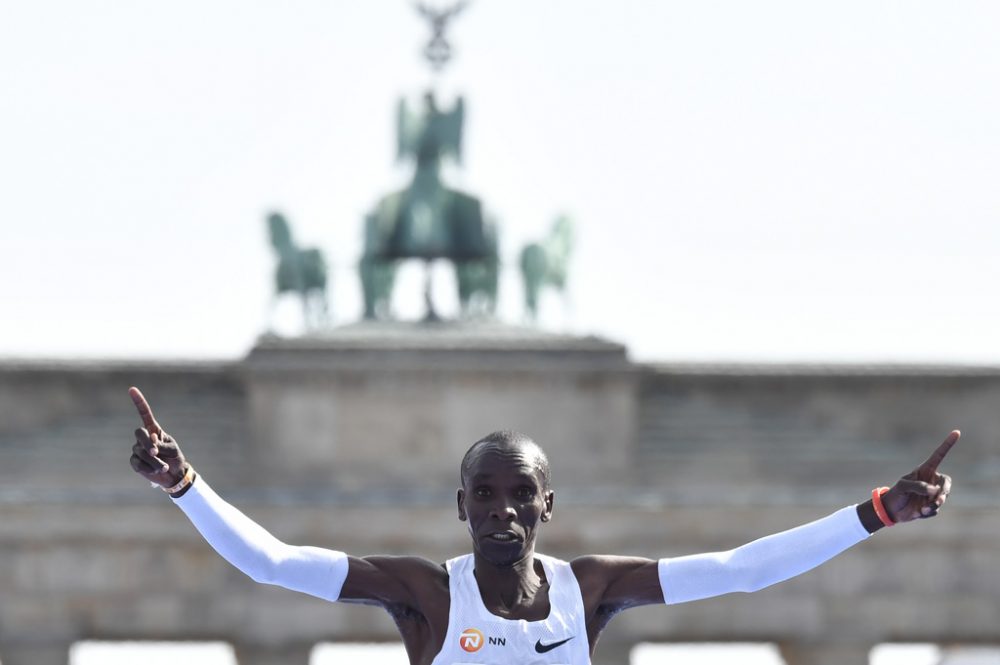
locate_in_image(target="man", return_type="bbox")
[127,386,956,665]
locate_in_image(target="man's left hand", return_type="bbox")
[881,430,958,523]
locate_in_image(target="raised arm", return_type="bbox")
[127,387,441,610]
[575,431,958,614]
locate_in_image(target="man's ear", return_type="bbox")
[541,490,554,522]
[457,488,467,521]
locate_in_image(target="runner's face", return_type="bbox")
[458,449,553,566]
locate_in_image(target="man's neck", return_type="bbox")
[472,550,549,617]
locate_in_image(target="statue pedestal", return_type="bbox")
[243,322,637,492]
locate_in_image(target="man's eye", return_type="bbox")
[475,488,491,498]
[516,488,535,499]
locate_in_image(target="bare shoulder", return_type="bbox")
[341,555,449,608]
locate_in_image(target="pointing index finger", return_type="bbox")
[128,386,162,436]
[919,430,960,477]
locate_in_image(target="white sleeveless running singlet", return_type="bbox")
[429,553,591,665]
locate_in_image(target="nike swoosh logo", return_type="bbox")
[535,637,574,653]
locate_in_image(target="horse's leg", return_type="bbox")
[319,290,330,326]
[523,284,538,323]
[265,292,281,334]
[299,289,313,331]
[455,263,470,318]
[311,288,330,327]
[423,260,440,322]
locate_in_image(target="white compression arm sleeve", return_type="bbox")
[658,505,870,605]
[171,474,348,602]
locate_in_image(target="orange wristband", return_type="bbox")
[163,465,195,496]
[872,486,895,527]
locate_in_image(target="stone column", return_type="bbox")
[780,641,874,665]
[233,642,314,665]
[0,641,71,665]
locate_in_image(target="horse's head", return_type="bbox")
[268,212,293,249]
[550,215,574,252]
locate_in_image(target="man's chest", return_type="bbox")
[434,619,584,665]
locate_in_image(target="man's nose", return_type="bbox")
[489,502,516,521]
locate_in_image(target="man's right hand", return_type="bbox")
[128,386,188,488]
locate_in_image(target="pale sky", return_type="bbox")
[2,1,999,363]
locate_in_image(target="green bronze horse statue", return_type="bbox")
[267,212,329,330]
[520,215,574,322]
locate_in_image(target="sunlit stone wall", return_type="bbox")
[1,329,997,665]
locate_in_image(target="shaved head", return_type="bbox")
[460,430,551,490]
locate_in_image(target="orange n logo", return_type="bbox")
[460,627,484,652]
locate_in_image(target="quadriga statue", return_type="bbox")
[361,92,498,320]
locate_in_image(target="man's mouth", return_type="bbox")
[485,531,521,543]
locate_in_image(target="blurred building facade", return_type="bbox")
[1,323,997,665]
